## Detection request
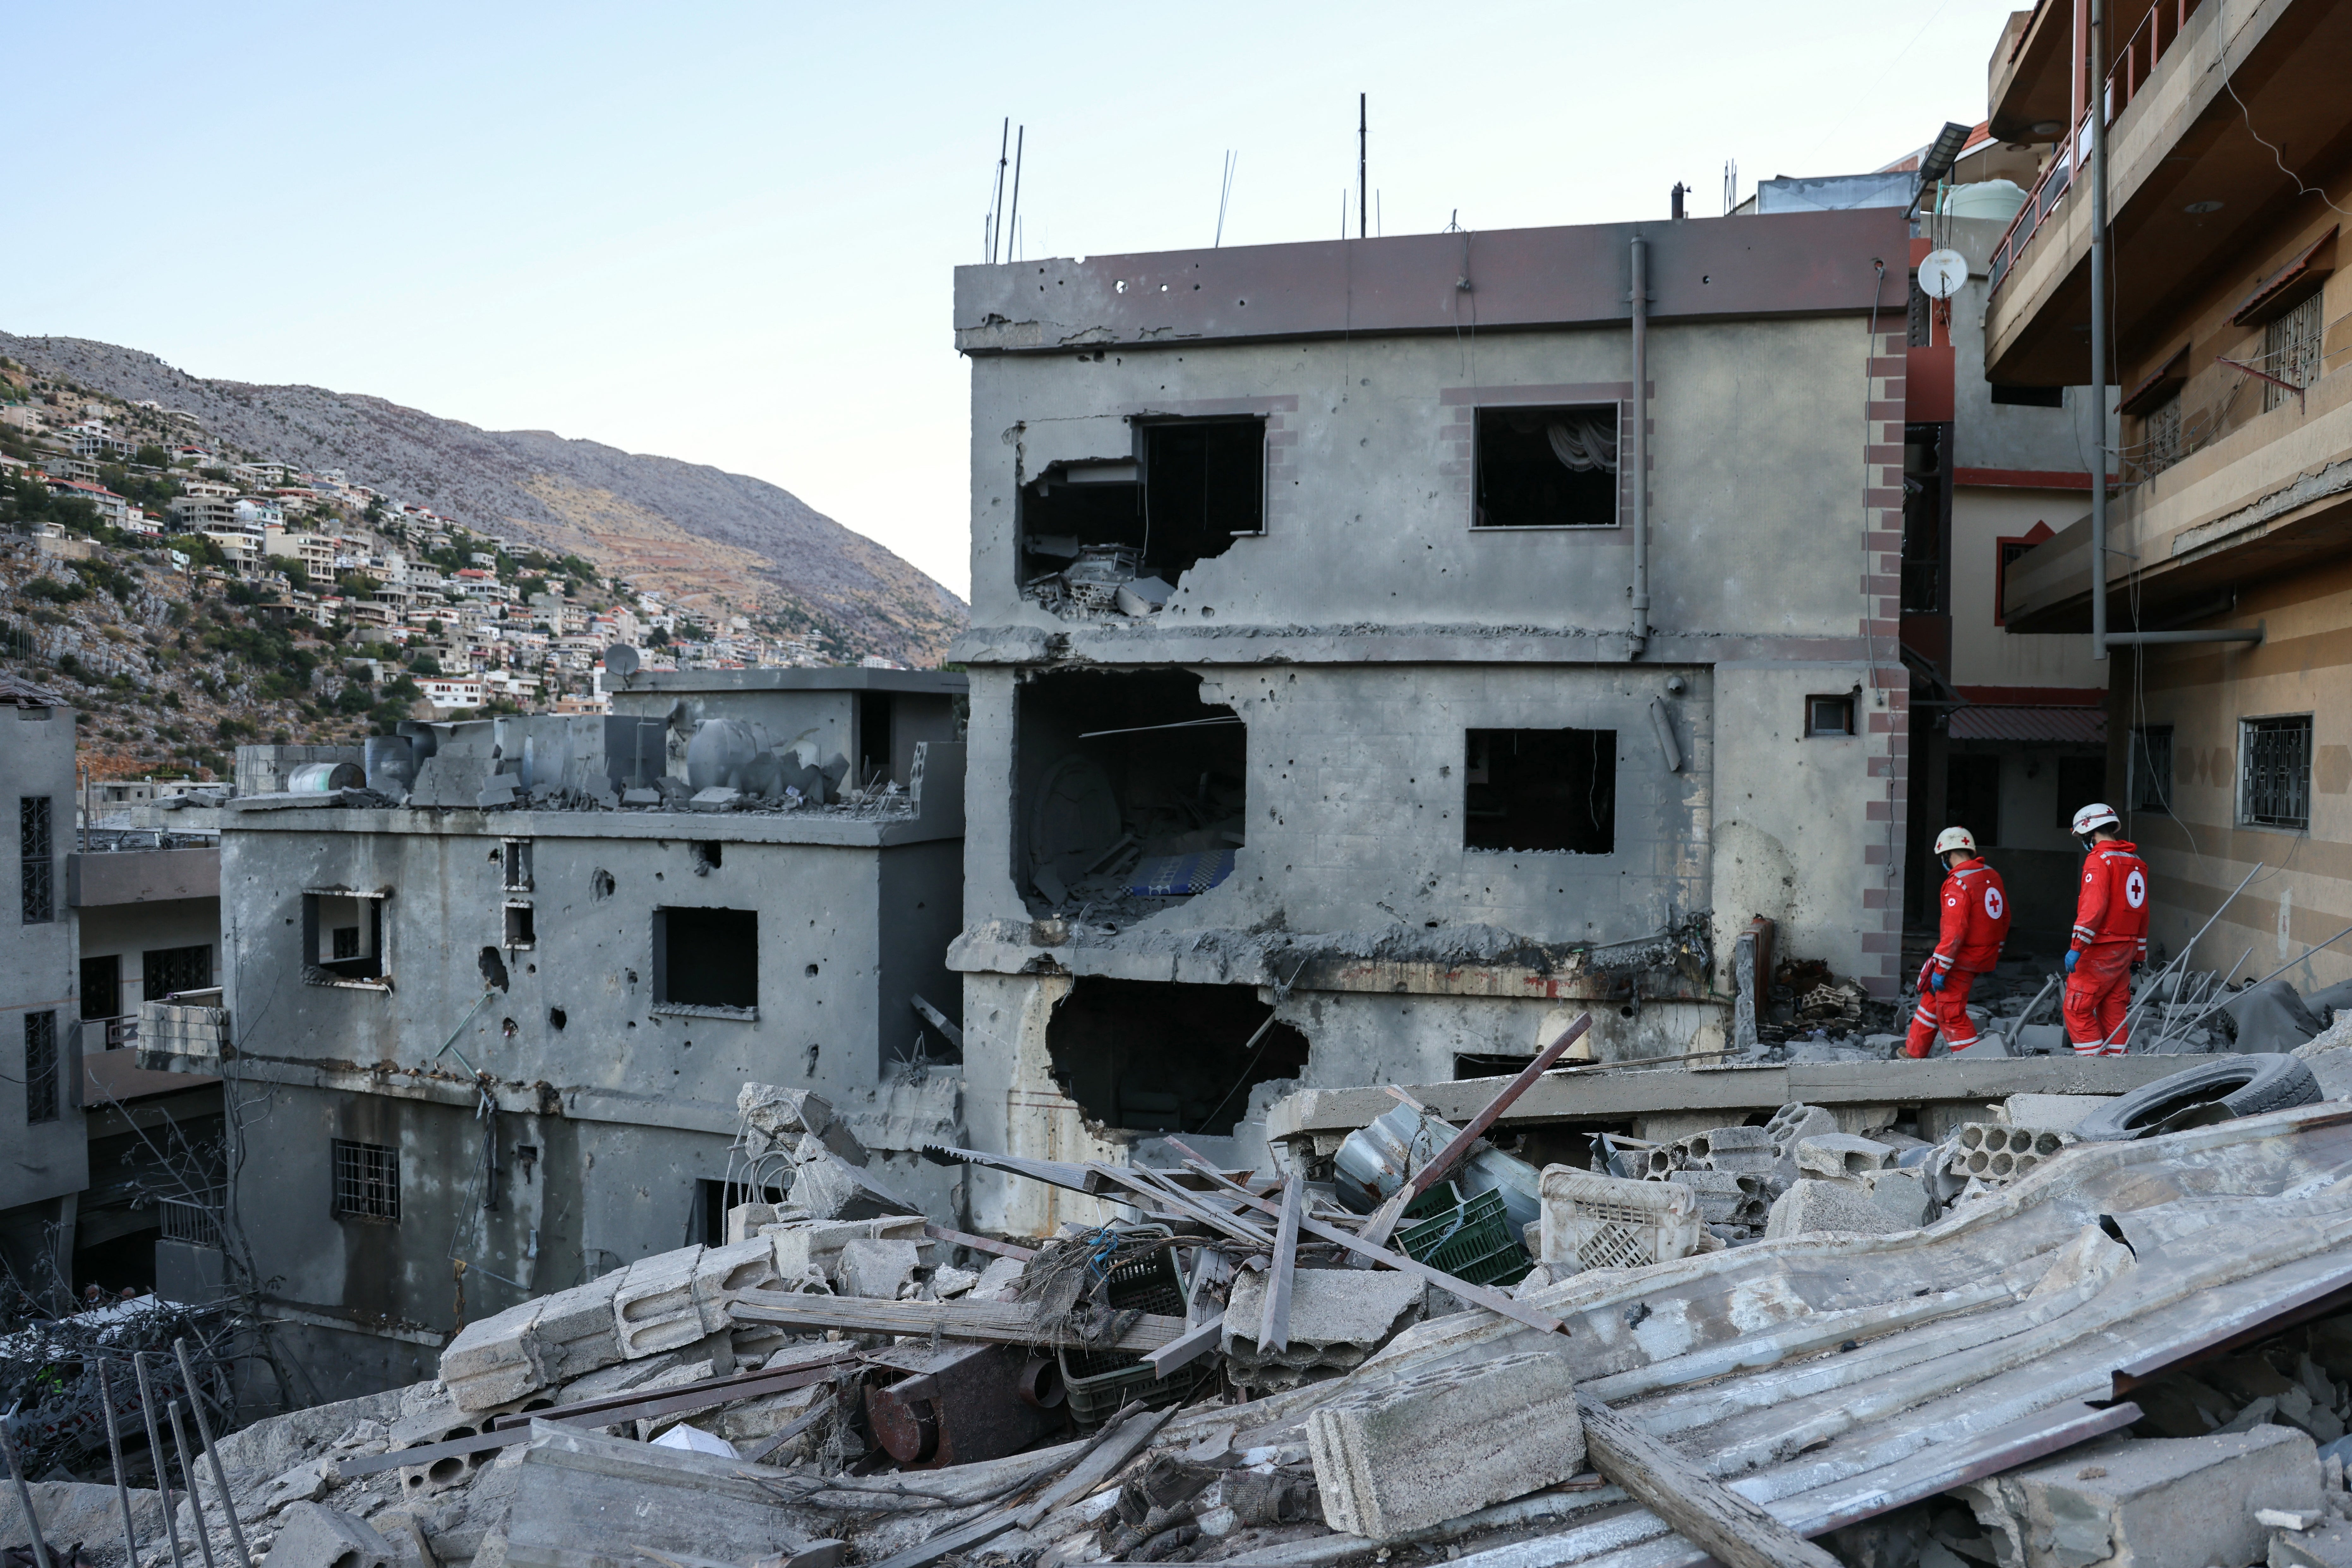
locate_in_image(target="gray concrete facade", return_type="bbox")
[132,673,967,1401]
[944,213,1917,1232]
[1,679,85,1297]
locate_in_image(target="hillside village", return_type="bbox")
[2,358,901,785]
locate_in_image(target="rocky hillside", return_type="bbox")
[0,332,966,666]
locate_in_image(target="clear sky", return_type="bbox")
[5,1,2020,600]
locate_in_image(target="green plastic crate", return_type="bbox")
[1397,1187,1531,1288]
[1055,1248,1209,1426]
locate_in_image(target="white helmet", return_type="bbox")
[2071,802,2121,838]
[1933,827,1976,856]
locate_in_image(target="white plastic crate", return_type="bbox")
[1537,1167,1701,1274]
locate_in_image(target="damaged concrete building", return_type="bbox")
[131,668,969,1400]
[945,214,1935,1229]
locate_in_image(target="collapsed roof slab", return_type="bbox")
[1265,1055,2231,1145]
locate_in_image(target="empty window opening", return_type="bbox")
[21,795,55,924]
[1990,384,2066,408]
[142,944,212,1001]
[1046,978,1309,1137]
[1900,422,1948,614]
[1945,755,2001,847]
[2055,756,2106,829]
[24,1010,59,1124]
[1464,729,1615,854]
[1473,405,1619,528]
[653,907,758,1014]
[1019,419,1263,612]
[2131,725,2174,814]
[504,903,536,948]
[2242,715,2313,829]
[690,840,722,875]
[502,839,533,891]
[1017,670,1245,909]
[1805,696,1855,737]
[81,954,121,1021]
[694,1179,790,1247]
[332,1139,400,1222]
[304,891,386,982]
[858,692,892,787]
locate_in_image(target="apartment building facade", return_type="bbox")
[1998,0,2352,992]
[946,214,1919,1232]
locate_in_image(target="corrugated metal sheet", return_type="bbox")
[1193,1103,2352,1568]
[1948,705,2105,744]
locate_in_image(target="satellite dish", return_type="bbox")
[604,644,641,682]
[1917,248,1968,301]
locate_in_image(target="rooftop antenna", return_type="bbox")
[1358,92,1367,239]
[1007,125,1025,263]
[987,117,1010,264]
[1722,158,1738,215]
[1215,150,1237,247]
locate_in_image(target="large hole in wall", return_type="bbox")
[1463,728,1616,854]
[1017,669,1245,911]
[1019,419,1263,617]
[1046,977,1309,1137]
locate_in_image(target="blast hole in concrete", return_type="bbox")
[691,841,721,875]
[1464,729,1615,854]
[1018,418,1265,604]
[479,947,510,992]
[591,868,615,900]
[549,1007,567,1031]
[1018,669,1245,911]
[1473,405,1620,528]
[1045,976,1306,1136]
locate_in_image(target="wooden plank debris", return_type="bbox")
[1577,1393,1842,1568]
[1260,1173,1302,1353]
[727,1288,1186,1352]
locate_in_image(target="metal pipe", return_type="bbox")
[99,1360,142,1568]
[136,1353,189,1568]
[176,1338,253,1568]
[166,1402,219,1568]
[1630,233,1651,658]
[0,1418,56,1568]
[2103,627,2265,645]
[2090,0,2110,661]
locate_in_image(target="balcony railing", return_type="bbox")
[1989,0,2203,297]
[85,1013,140,1049]
[160,1187,226,1248]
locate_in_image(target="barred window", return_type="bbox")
[2144,393,2182,476]
[2264,295,2323,414]
[331,1139,400,1222]
[2241,715,2313,829]
[2130,726,2174,814]
[25,1010,59,1124]
[21,796,55,924]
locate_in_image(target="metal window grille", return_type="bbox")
[2265,295,2323,413]
[332,1139,400,1222]
[24,1010,58,1123]
[2241,716,2313,829]
[20,796,54,924]
[2130,726,2174,814]
[2144,395,2182,475]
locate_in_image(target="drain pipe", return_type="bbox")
[1630,232,1651,659]
[2089,0,2109,661]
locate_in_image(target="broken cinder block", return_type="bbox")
[1224,1268,1426,1387]
[1965,1427,2320,1568]
[1763,1178,1914,1240]
[737,1082,868,1165]
[610,1245,708,1359]
[2274,1518,2352,1568]
[1796,1133,1897,1180]
[834,1237,922,1300]
[1308,1349,1584,1538]
[264,1502,397,1568]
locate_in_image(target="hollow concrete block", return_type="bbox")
[834,1238,922,1300]
[1967,1427,2320,1568]
[612,1246,708,1359]
[1308,1349,1583,1539]
[263,1503,396,1568]
[1764,1178,1912,1240]
[1796,1133,1897,1180]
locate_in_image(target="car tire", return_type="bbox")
[2072,1055,2323,1143]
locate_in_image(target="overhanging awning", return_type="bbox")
[1947,705,2105,744]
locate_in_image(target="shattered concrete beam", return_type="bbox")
[1267,1056,2228,1141]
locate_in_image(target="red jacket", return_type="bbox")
[2071,839,2150,958]
[1932,856,2011,974]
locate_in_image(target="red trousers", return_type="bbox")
[2064,944,2135,1054]
[1905,966,1983,1058]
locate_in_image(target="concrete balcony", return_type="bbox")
[2004,357,2352,629]
[67,844,220,906]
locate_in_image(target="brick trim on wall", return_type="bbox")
[1861,327,1911,998]
[1439,381,1643,537]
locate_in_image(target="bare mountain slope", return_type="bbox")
[1,332,965,665]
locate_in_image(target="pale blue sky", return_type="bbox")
[5,1,2021,598]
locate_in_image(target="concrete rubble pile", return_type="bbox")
[34,1046,2352,1568]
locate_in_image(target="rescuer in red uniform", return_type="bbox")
[2063,803,2149,1055]
[1905,826,2011,1059]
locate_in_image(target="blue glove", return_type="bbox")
[2064,950,2079,976]
[1928,970,1946,993]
